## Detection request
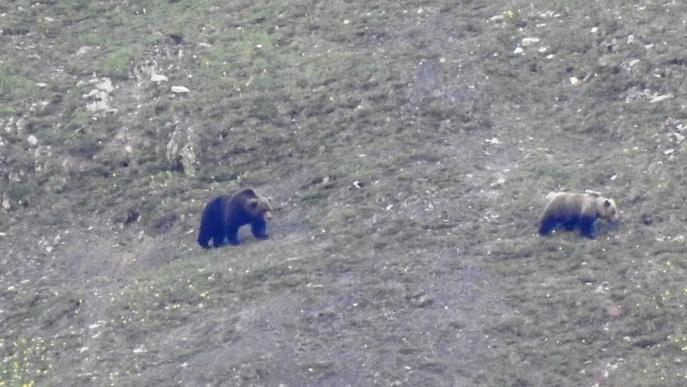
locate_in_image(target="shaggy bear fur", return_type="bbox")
[539,191,617,238]
[197,188,272,248]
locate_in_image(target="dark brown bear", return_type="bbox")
[197,188,272,248]
[539,191,617,239]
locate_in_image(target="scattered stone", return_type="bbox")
[408,292,433,308]
[96,78,114,93]
[513,46,524,54]
[521,37,541,46]
[607,305,623,318]
[649,93,673,103]
[84,78,117,113]
[491,176,506,186]
[171,85,190,94]
[168,34,183,44]
[166,126,198,175]
[76,46,92,56]
[123,210,140,226]
[150,73,168,83]
[27,135,38,145]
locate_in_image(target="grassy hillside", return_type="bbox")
[2,0,687,385]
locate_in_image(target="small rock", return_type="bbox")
[607,305,623,318]
[168,34,184,44]
[96,78,114,93]
[171,86,190,94]
[76,46,92,56]
[151,73,168,83]
[27,135,38,145]
[650,94,673,103]
[123,210,140,226]
[513,46,524,54]
[521,37,540,46]
[491,176,506,186]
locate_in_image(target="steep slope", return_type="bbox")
[2,1,687,385]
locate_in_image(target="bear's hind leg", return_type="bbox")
[198,219,215,248]
[198,234,211,248]
[210,228,226,247]
[539,217,558,236]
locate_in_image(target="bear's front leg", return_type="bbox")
[578,217,596,239]
[251,220,269,240]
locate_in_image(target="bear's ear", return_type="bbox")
[603,199,611,207]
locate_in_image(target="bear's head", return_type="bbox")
[244,195,272,221]
[596,196,617,223]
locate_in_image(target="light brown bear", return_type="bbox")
[197,188,272,248]
[538,191,617,239]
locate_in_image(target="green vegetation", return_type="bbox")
[2,0,687,385]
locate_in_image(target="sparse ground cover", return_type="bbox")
[2,0,687,385]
